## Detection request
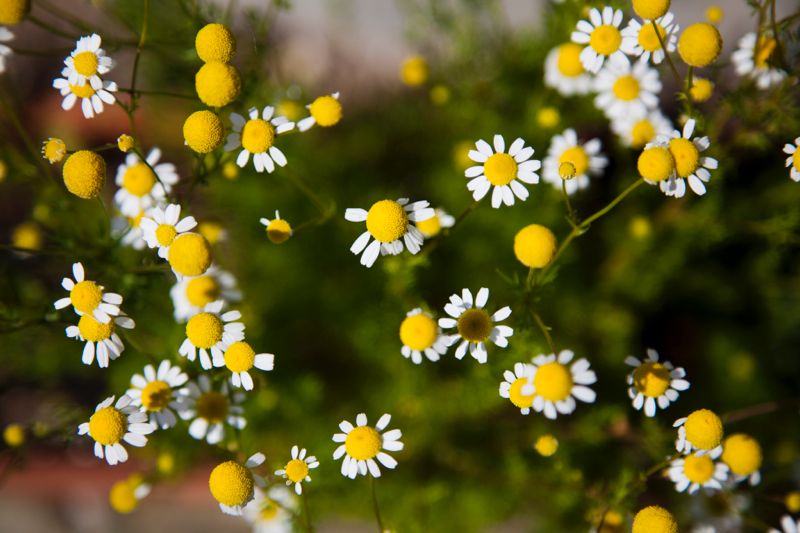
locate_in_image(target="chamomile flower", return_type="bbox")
[52,66,117,119]
[721,434,762,485]
[437,287,513,364]
[139,203,197,259]
[464,134,540,208]
[297,92,342,131]
[542,129,608,195]
[620,12,679,65]
[63,33,115,88]
[611,110,673,149]
[170,266,241,322]
[544,43,593,96]
[770,516,800,533]
[259,211,292,244]
[108,474,150,514]
[593,58,662,121]
[178,300,245,370]
[667,448,729,494]
[399,308,449,364]
[243,486,296,533]
[126,360,189,429]
[114,148,179,217]
[625,349,690,417]
[571,6,628,73]
[114,208,149,250]
[332,413,403,479]
[650,118,718,197]
[181,374,246,445]
[65,314,134,368]
[225,106,295,173]
[783,138,800,182]
[0,27,13,74]
[732,32,786,89]
[208,453,266,516]
[77,395,155,466]
[41,137,67,163]
[499,362,535,414]
[345,198,434,268]
[674,408,724,455]
[212,341,274,391]
[524,350,597,420]
[414,207,455,238]
[275,446,319,495]
[54,262,123,324]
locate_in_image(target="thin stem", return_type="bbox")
[769,0,787,69]
[652,21,681,86]
[450,200,480,230]
[301,490,314,533]
[0,86,57,185]
[284,169,331,216]
[127,0,149,138]
[532,311,557,353]
[561,179,577,223]
[370,476,385,533]
[722,398,800,424]
[116,87,196,100]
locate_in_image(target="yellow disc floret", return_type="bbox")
[690,78,714,102]
[70,280,103,315]
[186,275,220,308]
[678,23,723,68]
[196,391,228,422]
[168,233,212,277]
[632,0,670,21]
[69,83,96,99]
[141,381,172,412]
[483,153,518,186]
[684,408,723,450]
[721,434,762,476]
[109,479,139,514]
[42,137,66,163]
[400,55,427,86]
[155,224,178,247]
[3,424,25,447]
[612,75,640,101]
[559,146,588,176]
[632,505,677,533]
[62,150,105,199]
[117,134,135,153]
[344,426,381,460]
[183,110,225,154]
[88,406,127,445]
[309,95,343,127]
[559,162,577,180]
[366,200,408,243]
[632,362,671,397]
[78,315,113,342]
[638,146,674,182]
[456,308,492,342]
[668,138,700,178]
[122,163,156,196]
[683,453,714,483]
[186,312,223,349]
[533,363,573,402]
[73,51,98,77]
[589,25,622,56]
[266,218,292,244]
[208,461,254,507]
[399,313,438,351]
[241,119,275,153]
[638,23,666,52]
[631,119,656,148]
[534,434,558,457]
[557,43,584,77]
[0,0,29,25]
[508,378,534,409]
[224,341,256,373]
[195,62,241,108]
[195,23,236,63]
[513,224,557,268]
[284,459,309,483]
[416,213,442,237]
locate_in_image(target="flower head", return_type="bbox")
[77,395,155,465]
[114,147,179,217]
[54,262,123,323]
[732,32,786,89]
[259,211,292,244]
[184,110,225,153]
[612,110,673,148]
[195,23,236,63]
[414,207,454,238]
[400,55,427,86]
[674,408,724,454]
[499,362,535,414]
[571,7,628,73]
[179,300,245,369]
[65,314,134,368]
[109,474,150,514]
[783,138,800,182]
[625,349,689,417]
[182,374,246,444]
[647,118,718,197]
[544,43,592,96]
[243,486,296,532]
[42,137,66,163]
[139,203,197,259]
[333,413,403,479]
[593,58,662,121]
[721,433,762,485]
[524,350,596,419]
[465,134,540,208]
[438,287,513,364]
[399,308,449,364]
[168,232,213,278]
[170,266,241,322]
[225,106,295,173]
[297,92,342,131]
[668,447,729,494]
[117,134,134,153]
[621,12,679,64]
[195,61,240,107]
[513,224,557,268]
[275,445,319,495]
[209,453,266,515]
[632,505,677,533]
[212,340,274,391]
[542,129,607,195]
[127,360,189,429]
[53,66,117,119]
[678,23,722,68]
[62,150,105,199]
[63,33,115,89]
[534,435,558,457]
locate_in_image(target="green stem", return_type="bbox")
[284,169,330,216]
[370,476,385,533]
[0,86,57,185]
[652,20,681,86]
[301,490,314,533]
[531,311,556,354]
[117,87,196,100]
[561,179,577,224]
[769,0,787,69]
[125,0,149,139]
[722,397,800,424]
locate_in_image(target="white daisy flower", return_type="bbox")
[571,6,628,73]
[139,203,197,259]
[523,350,597,420]
[225,106,295,173]
[169,266,241,322]
[720,433,763,486]
[108,475,151,513]
[126,360,189,429]
[63,33,115,88]
[620,12,679,65]
[112,208,150,251]
[114,148,179,217]
[625,348,690,417]
[181,374,246,445]
[667,447,729,494]
[77,395,155,466]
[464,134,541,208]
[345,198,434,268]
[297,91,342,131]
[544,43,593,96]
[769,516,800,533]
[259,211,292,244]
[648,118,718,197]
[65,314,134,368]
[437,287,513,364]
[332,413,403,479]
[673,408,724,455]
[178,300,245,370]
[0,27,14,74]
[275,445,320,495]
[593,57,662,121]
[212,340,274,391]
[542,128,608,195]
[399,308,449,364]
[731,32,787,90]
[243,486,296,533]
[414,207,455,238]
[782,137,800,182]
[52,66,117,119]
[54,262,123,324]
[499,362,535,414]
[611,109,673,149]
[209,453,266,516]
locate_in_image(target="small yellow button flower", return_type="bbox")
[308,94,342,127]
[534,434,558,457]
[706,6,724,25]
[62,150,105,199]
[690,77,714,103]
[675,408,724,453]
[3,423,25,447]
[42,137,66,163]
[514,224,557,268]
[11,221,43,251]
[631,0,670,21]
[168,233,213,277]
[678,23,723,68]
[260,211,292,244]
[632,505,677,533]
[195,62,241,108]
[109,475,150,514]
[536,107,560,129]
[183,110,225,153]
[638,146,674,182]
[117,134,135,153]
[400,55,427,86]
[208,453,266,515]
[721,433,762,482]
[195,23,236,63]
[0,0,29,25]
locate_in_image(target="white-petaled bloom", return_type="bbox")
[571,6,628,73]
[139,203,197,259]
[648,119,718,198]
[77,395,155,466]
[499,362,535,414]
[52,66,117,119]
[332,413,403,479]
[414,207,455,238]
[114,148,179,217]
[593,57,661,121]
[225,106,295,173]
[275,445,320,495]
[0,27,13,74]
[611,110,673,149]
[731,32,787,90]
[769,516,800,533]
[523,350,597,420]
[542,128,608,195]
[625,348,690,417]
[673,408,724,455]
[181,374,246,445]
[437,287,513,364]
[112,208,149,251]
[209,453,266,516]
[54,262,123,324]
[464,134,541,208]
[399,308,449,364]
[126,360,189,429]
[63,33,115,88]
[344,198,434,268]
[297,91,342,131]
[259,211,292,244]
[65,314,134,368]
[544,43,593,96]
[782,137,800,182]
[212,340,274,391]
[721,434,763,486]
[620,12,679,65]
[243,486,296,533]
[169,266,241,322]
[179,300,245,370]
[667,447,729,494]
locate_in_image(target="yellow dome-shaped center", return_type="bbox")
[416,214,442,237]
[684,409,723,450]
[69,83,96,99]
[185,276,220,308]
[754,36,776,68]
[122,162,157,196]
[483,153,517,186]
[638,23,666,53]
[344,426,381,460]
[721,434,762,476]
[456,308,492,342]
[73,51,98,77]
[508,377,534,409]
[632,505,678,533]
[668,138,700,178]
[285,458,309,483]
[169,233,212,277]
[683,454,715,484]
[558,146,589,176]
[589,25,622,56]
[399,313,438,350]
[109,480,139,514]
[533,362,573,402]
[612,75,640,101]
[224,341,256,373]
[141,380,172,412]
[241,119,275,154]
[631,119,656,147]
[632,362,671,397]
[70,280,103,315]
[557,43,584,77]
[155,224,177,247]
[186,312,223,349]
[78,315,114,342]
[266,219,292,244]
[89,406,127,445]
[366,200,408,243]
[196,391,229,423]
[793,150,800,172]
[209,461,254,507]
[309,95,342,127]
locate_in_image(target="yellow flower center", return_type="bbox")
[638,147,675,182]
[155,224,177,247]
[266,219,292,244]
[508,378,534,409]
[69,83,96,99]
[785,492,800,514]
[195,61,241,108]
[241,119,275,154]
[117,134,135,153]
[557,43,584,77]
[632,362,671,397]
[678,23,723,68]
[483,153,517,186]
[259,498,280,521]
[78,315,113,342]
[793,150,800,172]
[514,224,557,269]
[721,434,762,476]
[638,23,666,53]
[631,119,656,147]
[365,199,408,243]
[683,454,715,484]
[183,110,224,154]
[73,51,98,76]
[632,505,678,533]
[683,409,723,450]
[533,362,573,402]
[589,25,622,56]
[284,459,309,483]
[456,308,492,342]
[3,424,25,447]
[537,107,560,128]
[108,480,139,514]
[199,220,226,242]
[399,313,438,350]
[754,36,776,67]
[224,341,255,373]
[186,312,223,349]
[690,78,714,103]
[70,280,103,315]
[141,380,172,412]
[344,426,382,460]
[196,391,229,423]
[122,162,157,196]
[612,75,640,101]
[559,162,576,180]
[88,406,127,445]
[558,146,589,176]
[63,150,106,199]
[195,23,236,63]
[43,138,66,163]
[208,461,254,507]
[185,275,220,308]
[415,214,442,237]
[128,210,145,228]
[534,434,559,457]
[706,6,723,24]
[668,138,700,178]
[309,95,343,127]
[168,233,212,277]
